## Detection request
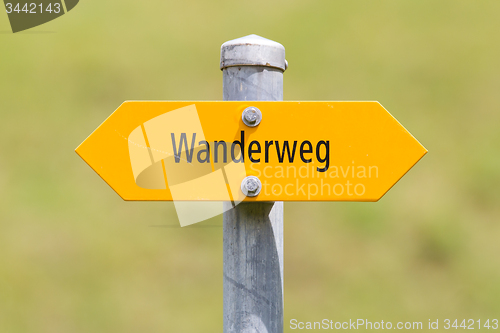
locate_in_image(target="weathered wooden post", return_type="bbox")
[221,35,287,333]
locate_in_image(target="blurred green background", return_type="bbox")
[1,0,500,332]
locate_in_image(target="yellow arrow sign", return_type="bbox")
[76,101,426,202]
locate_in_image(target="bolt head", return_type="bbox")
[245,178,259,192]
[241,176,262,197]
[244,110,258,123]
[242,107,262,127]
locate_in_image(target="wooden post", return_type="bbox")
[221,35,286,333]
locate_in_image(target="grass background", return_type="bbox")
[1,0,500,331]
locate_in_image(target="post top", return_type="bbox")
[220,34,287,72]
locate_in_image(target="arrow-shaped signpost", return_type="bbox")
[76,35,427,333]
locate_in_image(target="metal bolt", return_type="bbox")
[241,176,262,197]
[242,107,262,127]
